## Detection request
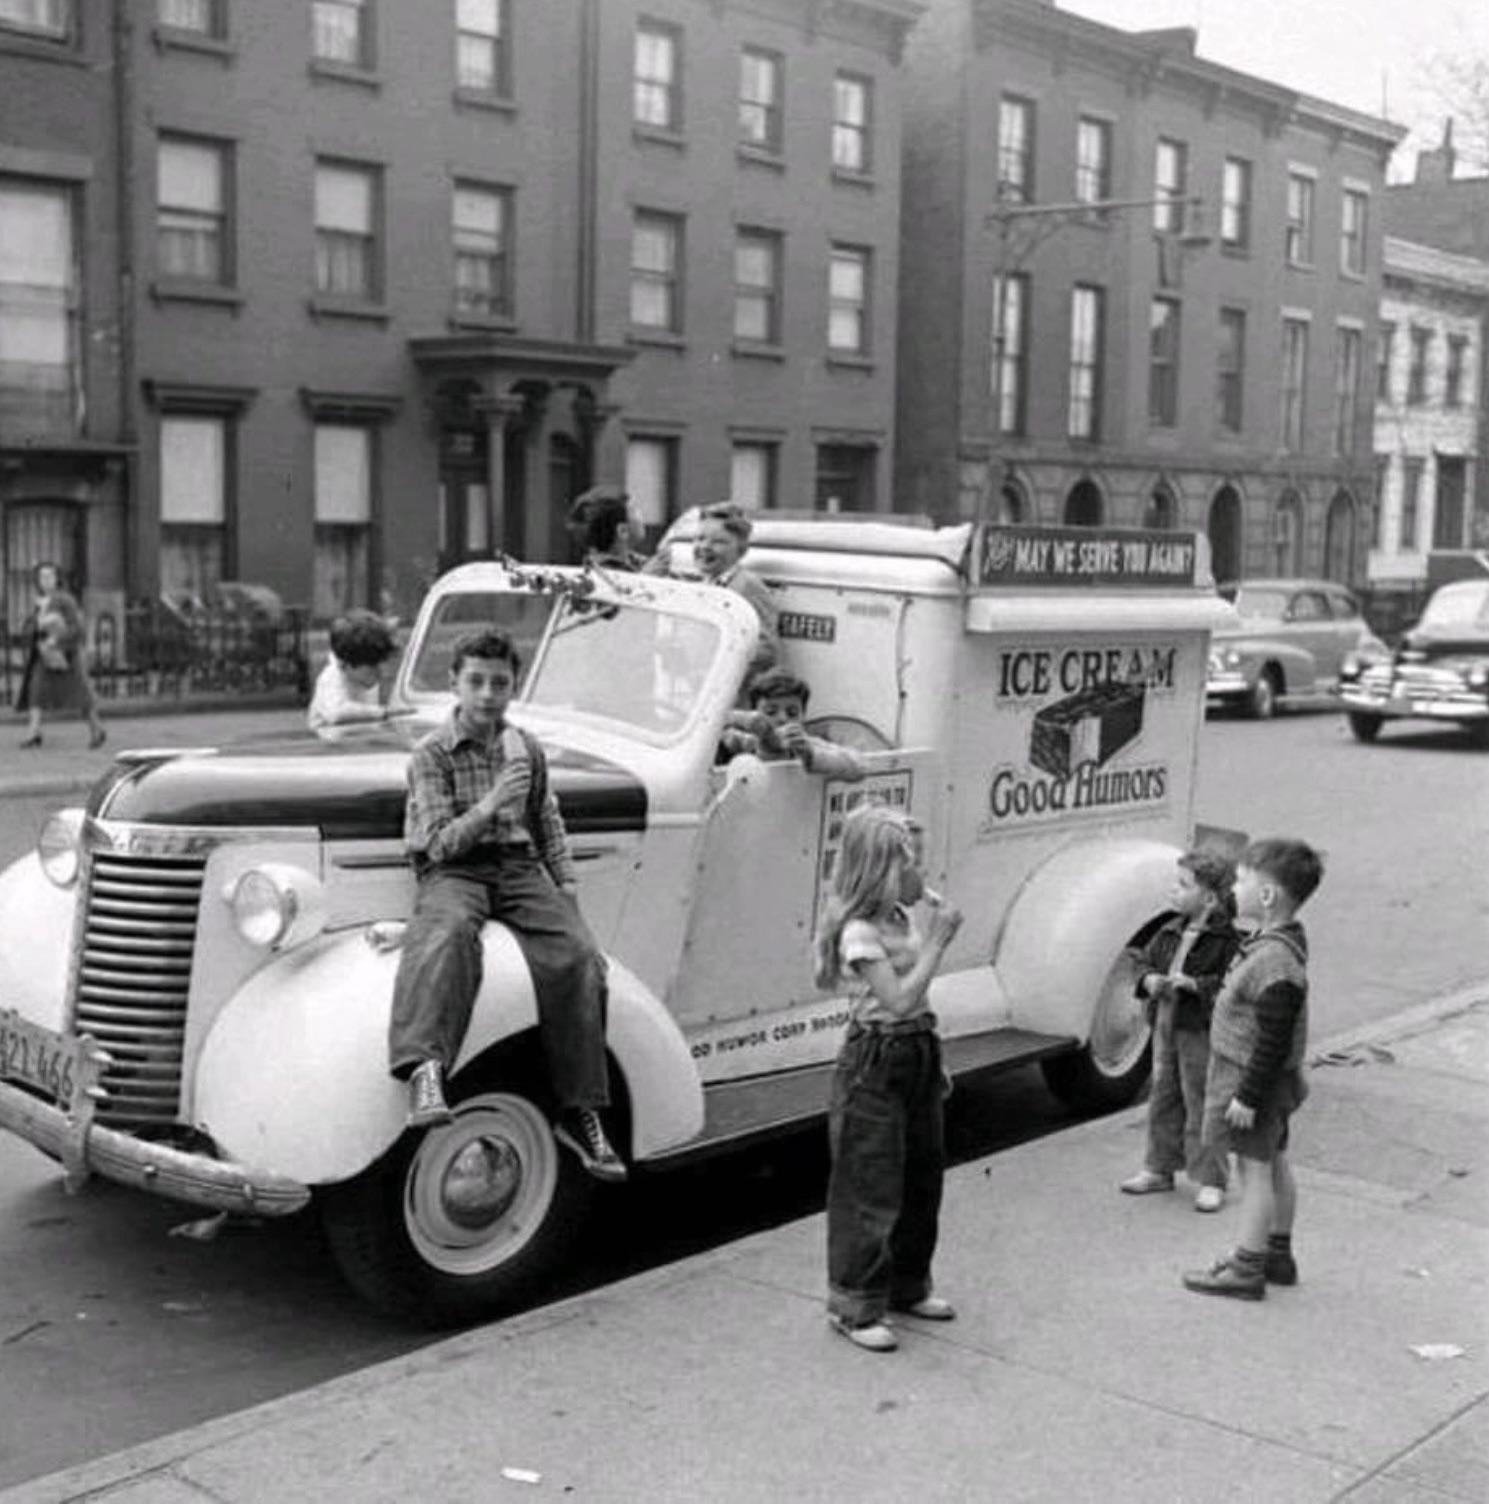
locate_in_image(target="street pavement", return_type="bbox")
[3,988,1484,1504]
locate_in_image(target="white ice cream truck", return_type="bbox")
[0,516,1233,1323]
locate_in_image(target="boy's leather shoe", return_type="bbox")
[828,1314,898,1352]
[1120,1170,1174,1195]
[1265,1250,1299,1286]
[555,1109,628,1183]
[1182,1256,1265,1301]
[407,1061,453,1128]
[892,1295,957,1321]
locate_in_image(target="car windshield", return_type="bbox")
[406,591,557,694]
[525,596,721,737]
[1420,582,1489,630]
[1233,589,1289,619]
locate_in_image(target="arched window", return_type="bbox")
[1272,490,1304,576]
[1323,489,1356,583]
[1064,478,1103,527]
[1207,485,1242,585]
[1143,483,1178,530]
[996,478,1026,524]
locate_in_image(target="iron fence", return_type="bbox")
[0,597,310,709]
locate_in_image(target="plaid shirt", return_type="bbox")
[404,713,575,886]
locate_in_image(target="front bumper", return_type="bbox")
[0,1077,311,1216]
[1339,685,1489,721]
[1205,671,1251,703]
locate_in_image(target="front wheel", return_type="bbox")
[1246,669,1280,720]
[1040,946,1152,1112]
[320,1078,596,1327]
[1347,712,1383,743]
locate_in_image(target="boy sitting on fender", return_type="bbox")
[1119,849,1239,1212]
[718,667,871,781]
[387,628,625,1183]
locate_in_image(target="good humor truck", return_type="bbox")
[0,516,1234,1323]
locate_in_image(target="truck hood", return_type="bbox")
[89,726,647,839]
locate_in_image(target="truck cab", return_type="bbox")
[0,516,1231,1324]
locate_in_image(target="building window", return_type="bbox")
[634,20,681,131]
[739,48,782,153]
[1401,457,1424,550]
[730,441,777,510]
[0,0,69,39]
[828,245,869,354]
[160,414,228,598]
[1148,297,1180,427]
[157,137,229,284]
[1285,172,1315,265]
[832,73,871,173]
[1434,455,1467,548]
[1281,317,1309,452]
[1153,139,1187,232]
[734,229,781,344]
[992,272,1028,436]
[1075,117,1110,204]
[1217,307,1245,434]
[1333,326,1362,456]
[997,97,1034,202]
[625,435,677,531]
[314,423,373,619]
[1341,188,1368,276]
[0,178,79,437]
[159,0,223,36]
[815,443,875,512]
[1377,322,1395,402]
[1221,157,1251,250]
[314,161,379,300]
[1067,284,1104,441]
[631,211,682,331]
[313,0,369,66]
[1445,335,1468,408]
[1407,326,1431,404]
[455,0,507,95]
[452,182,509,318]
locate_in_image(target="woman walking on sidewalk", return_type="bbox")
[15,562,105,750]
[814,804,963,1353]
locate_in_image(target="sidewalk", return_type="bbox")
[4,990,1485,1504]
[0,704,308,801]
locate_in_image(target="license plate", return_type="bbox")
[0,1010,86,1106]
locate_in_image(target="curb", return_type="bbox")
[1309,981,1489,1060]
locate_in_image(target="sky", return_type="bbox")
[1059,0,1489,177]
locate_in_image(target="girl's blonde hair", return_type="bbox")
[812,803,915,991]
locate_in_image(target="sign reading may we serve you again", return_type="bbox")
[975,525,1200,587]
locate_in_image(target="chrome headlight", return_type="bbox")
[1339,653,1362,681]
[38,808,85,889]
[1224,648,1242,668]
[1467,664,1489,690]
[225,863,327,950]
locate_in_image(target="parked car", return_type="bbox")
[0,517,1234,1324]
[1338,577,1489,745]
[1206,578,1386,718]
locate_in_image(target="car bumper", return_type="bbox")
[1205,672,1251,703]
[0,1076,311,1216]
[1339,686,1489,721]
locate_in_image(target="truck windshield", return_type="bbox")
[525,597,720,737]
[407,592,556,693]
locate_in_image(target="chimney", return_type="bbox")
[1415,118,1457,184]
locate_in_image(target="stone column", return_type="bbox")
[473,392,526,556]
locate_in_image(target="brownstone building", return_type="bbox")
[1,0,918,626]
[897,0,1405,586]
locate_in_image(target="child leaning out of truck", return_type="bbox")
[814,804,964,1353]
[308,609,398,739]
[1119,849,1239,1213]
[717,668,871,781]
[1183,837,1324,1301]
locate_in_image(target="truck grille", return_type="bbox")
[71,852,205,1128]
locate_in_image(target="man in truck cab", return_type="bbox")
[387,627,626,1182]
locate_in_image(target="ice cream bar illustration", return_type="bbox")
[1029,681,1144,779]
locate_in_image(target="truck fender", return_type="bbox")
[994,837,1179,1043]
[193,926,701,1186]
[0,854,77,1033]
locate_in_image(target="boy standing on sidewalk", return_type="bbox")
[1119,849,1238,1212]
[1183,838,1324,1300]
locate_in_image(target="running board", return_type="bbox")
[655,1027,1076,1164]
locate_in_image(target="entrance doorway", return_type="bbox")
[1207,485,1242,584]
[5,501,83,632]
[1063,478,1103,526]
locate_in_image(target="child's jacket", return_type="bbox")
[1209,922,1310,1110]
[1135,908,1239,1031]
